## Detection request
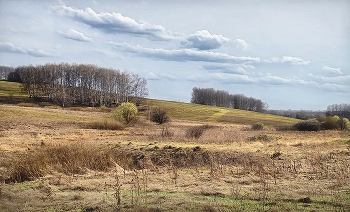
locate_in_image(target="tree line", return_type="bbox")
[326,103,350,119]
[7,63,148,107]
[190,87,267,112]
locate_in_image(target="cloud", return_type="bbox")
[186,74,209,82]
[318,83,348,92]
[0,42,56,57]
[109,42,260,64]
[233,39,251,50]
[210,73,256,84]
[258,73,315,86]
[307,73,350,85]
[51,5,178,41]
[322,66,342,74]
[145,72,160,80]
[52,4,234,50]
[181,30,229,50]
[162,73,178,81]
[265,56,311,65]
[202,63,255,75]
[59,29,93,42]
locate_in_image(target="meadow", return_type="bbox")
[0,81,349,211]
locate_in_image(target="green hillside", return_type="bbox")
[0,80,299,126]
[143,99,299,126]
[0,80,27,97]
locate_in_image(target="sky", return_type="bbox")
[0,0,349,110]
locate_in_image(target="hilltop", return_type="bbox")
[0,80,298,126]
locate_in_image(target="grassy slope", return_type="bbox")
[0,80,27,97]
[144,99,299,126]
[0,80,299,126]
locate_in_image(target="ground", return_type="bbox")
[0,102,349,211]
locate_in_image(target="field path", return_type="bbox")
[207,108,230,122]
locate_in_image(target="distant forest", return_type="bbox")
[191,87,267,112]
[1,63,148,107]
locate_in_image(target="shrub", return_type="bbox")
[251,122,264,130]
[186,125,212,139]
[321,116,340,130]
[150,107,170,124]
[293,119,321,131]
[112,102,138,125]
[338,117,350,130]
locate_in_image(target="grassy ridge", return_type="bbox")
[144,99,299,126]
[0,80,299,126]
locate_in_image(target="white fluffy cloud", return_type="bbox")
[59,29,93,42]
[181,30,230,50]
[322,66,342,74]
[266,56,311,65]
[52,5,232,50]
[233,39,251,50]
[109,42,260,64]
[51,5,178,41]
[0,42,56,57]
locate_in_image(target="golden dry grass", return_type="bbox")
[0,104,349,211]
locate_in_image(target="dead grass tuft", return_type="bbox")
[186,124,213,139]
[17,102,40,108]
[86,119,125,130]
[5,142,116,183]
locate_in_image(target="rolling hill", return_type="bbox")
[0,80,299,126]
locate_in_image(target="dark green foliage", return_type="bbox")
[293,119,321,131]
[150,107,169,124]
[7,72,21,82]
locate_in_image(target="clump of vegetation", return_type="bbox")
[251,122,264,130]
[293,119,321,131]
[112,102,138,125]
[321,115,350,130]
[150,106,170,124]
[6,142,115,183]
[247,134,282,142]
[321,116,340,130]
[338,117,350,130]
[87,119,124,130]
[161,126,174,137]
[186,125,212,139]
[99,105,111,112]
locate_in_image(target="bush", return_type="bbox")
[186,125,212,139]
[338,117,350,130]
[150,107,170,124]
[293,119,321,131]
[321,116,340,130]
[112,102,138,125]
[251,122,264,130]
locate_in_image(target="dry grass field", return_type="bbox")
[0,101,349,211]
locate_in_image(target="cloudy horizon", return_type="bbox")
[0,0,349,110]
